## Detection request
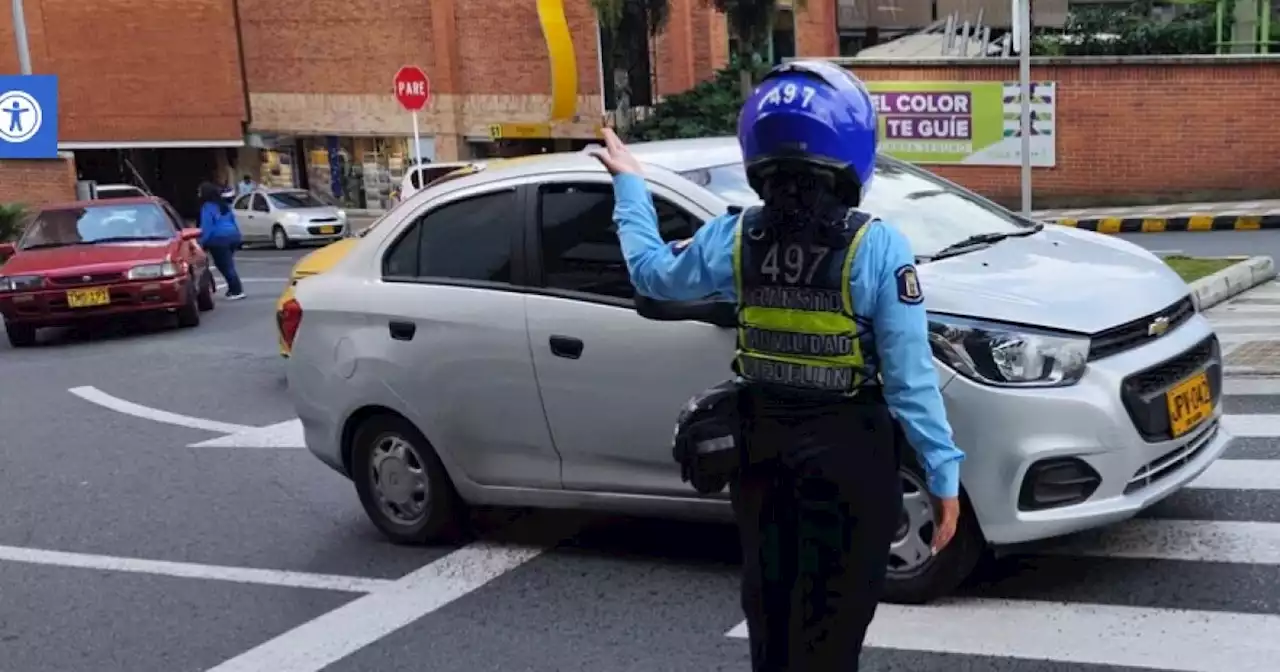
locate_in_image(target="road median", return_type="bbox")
[1183,255,1276,310]
[1033,200,1280,235]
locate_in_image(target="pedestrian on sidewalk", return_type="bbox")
[197,182,245,301]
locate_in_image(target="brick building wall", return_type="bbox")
[849,56,1280,206]
[0,0,246,142]
[0,159,77,207]
[240,0,728,160]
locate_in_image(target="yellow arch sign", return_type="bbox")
[536,0,579,123]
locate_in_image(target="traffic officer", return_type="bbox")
[590,60,965,671]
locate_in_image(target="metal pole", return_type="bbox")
[1018,0,1032,215]
[410,111,422,167]
[11,0,33,74]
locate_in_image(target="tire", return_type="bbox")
[175,276,202,328]
[272,226,291,250]
[881,453,985,605]
[196,269,216,312]
[4,321,36,347]
[351,414,467,545]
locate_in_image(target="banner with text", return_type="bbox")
[865,81,1056,167]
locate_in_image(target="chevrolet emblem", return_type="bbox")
[1147,316,1170,337]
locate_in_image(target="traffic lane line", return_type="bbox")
[0,543,392,593]
[203,518,584,672]
[726,598,1280,671]
[1038,518,1280,566]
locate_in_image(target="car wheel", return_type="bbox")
[351,414,466,544]
[272,226,291,250]
[881,455,984,605]
[196,269,216,312]
[4,321,36,347]
[175,276,202,328]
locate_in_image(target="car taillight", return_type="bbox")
[278,298,303,349]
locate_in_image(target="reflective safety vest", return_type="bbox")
[731,207,878,396]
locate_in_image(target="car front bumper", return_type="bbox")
[0,277,194,327]
[284,222,348,244]
[951,312,1230,546]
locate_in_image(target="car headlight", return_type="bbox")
[127,261,179,280]
[0,275,42,292]
[336,209,347,222]
[928,313,1089,387]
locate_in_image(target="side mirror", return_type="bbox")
[180,229,202,241]
[635,295,736,328]
[727,205,744,216]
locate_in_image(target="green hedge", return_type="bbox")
[0,203,25,264]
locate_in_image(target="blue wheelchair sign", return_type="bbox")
[0,75,58,159]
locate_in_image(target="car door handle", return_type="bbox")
[388,321,416,341]
[548,335,584,359]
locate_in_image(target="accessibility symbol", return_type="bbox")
[0,75,58,159]
[0,90,42,143]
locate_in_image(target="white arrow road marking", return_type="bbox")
[68,386,305,448]
[69,386,254,434]
[189,419,307,449]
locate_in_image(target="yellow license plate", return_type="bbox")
[66,286,111,308]
[1166,371,1212,437]
[318,226,336,234]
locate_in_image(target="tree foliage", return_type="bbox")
[0,203,25,243]
[701,0,803,95]
[1032,0,1218,55]
[625,61,766,142]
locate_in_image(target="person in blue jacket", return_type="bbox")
[591,60,965,670]
[197,182,245,300]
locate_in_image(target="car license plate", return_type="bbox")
[318,226,336,235]
[66,286,111,308]
[1166,371,1212,437]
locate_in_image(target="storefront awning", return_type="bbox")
[57,139,246,150]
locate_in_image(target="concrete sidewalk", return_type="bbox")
[1033,200,1280,234]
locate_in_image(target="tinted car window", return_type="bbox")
[683,160,1031,257]
[538,183,699,300]
[268,191,325,209]
[382,189,515,283]
[233,195,252,210]
[252,194,270,212]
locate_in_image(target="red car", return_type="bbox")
[0,197,217,347]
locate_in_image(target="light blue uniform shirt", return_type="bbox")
[611,173,965,499]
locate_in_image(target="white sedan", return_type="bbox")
[230,188,349,249]
[283,137,1227,604]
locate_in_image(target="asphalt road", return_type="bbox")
[1121,228,1280,261]
[2,242,1280,671]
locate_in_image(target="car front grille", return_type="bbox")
[1119,335,1221,442]
[48,272,124,287]
[1125,420,1219,494]
[1089,296,1196,361]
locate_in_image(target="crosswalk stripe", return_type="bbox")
[1221,414,1280,438]
[1189,459,1280,490]
[1223,378,1280,395]
[1039,518,1280,565]
[727,598,1280,671]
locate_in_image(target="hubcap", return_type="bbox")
[368,435,430,525]
[888,468,937,578]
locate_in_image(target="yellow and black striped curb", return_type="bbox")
[1049,214,1280,234]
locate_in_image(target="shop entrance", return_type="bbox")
[73,148,225,219]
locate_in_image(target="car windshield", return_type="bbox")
[17,203,173,250]
[680,160,1033,258]
[96,187,145,200]
[268,191,326,209]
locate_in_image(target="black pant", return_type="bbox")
[731,390,903,671]
[206,243,243,296]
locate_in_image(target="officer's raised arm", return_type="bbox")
[592,129,736,302]
[867,224,966,503]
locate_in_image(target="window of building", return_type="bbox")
[382,189,516,283]
[597,10,656,111]
[537,183,700,300]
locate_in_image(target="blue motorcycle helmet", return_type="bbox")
[737,60,878,207]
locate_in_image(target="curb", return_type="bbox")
[1188,255,1277,310]
[1050,214,1280,234]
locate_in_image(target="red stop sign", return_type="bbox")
[393,66,431,111]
